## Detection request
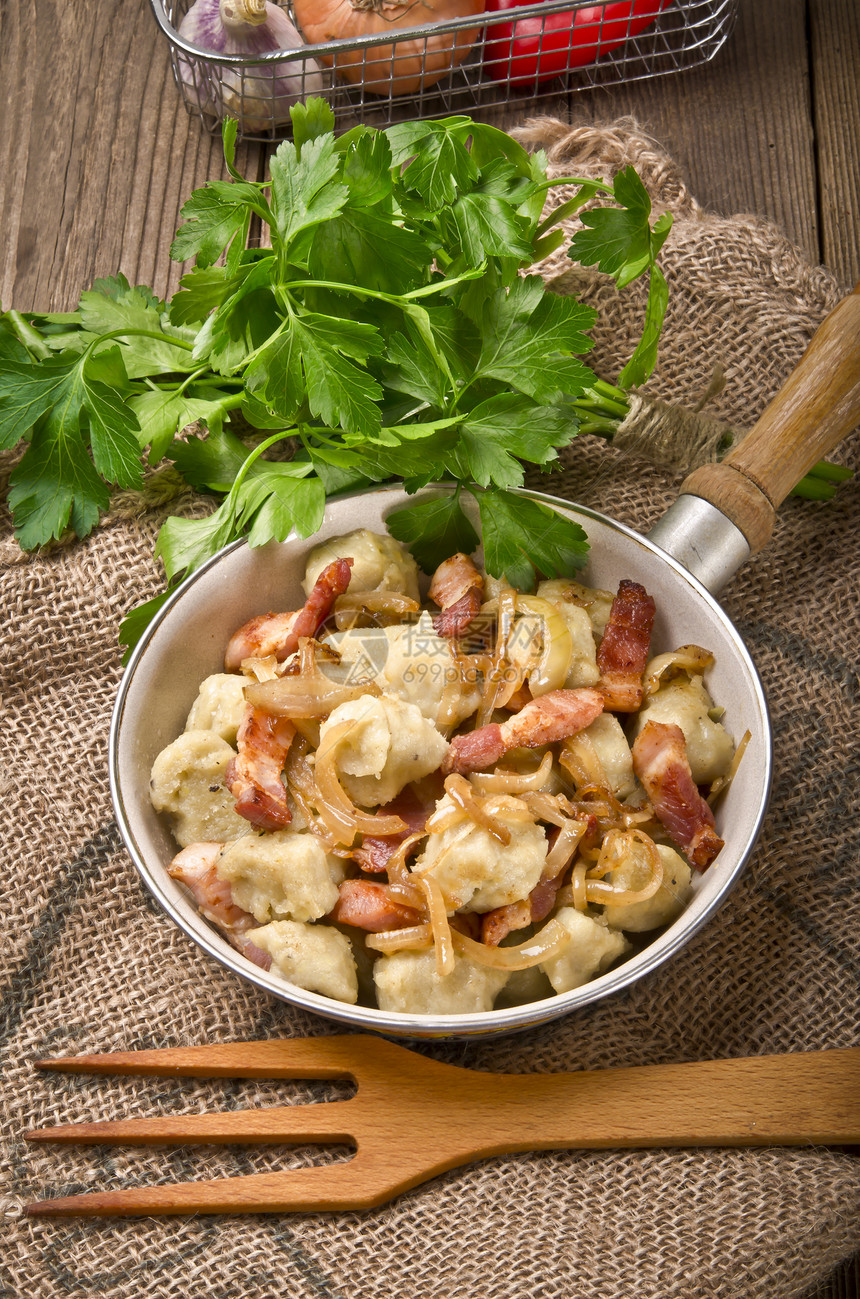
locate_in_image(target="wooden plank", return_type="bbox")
[1,0,855,314]
[560,0,820,267]
[0,0,264,313]
[809,0,860,287]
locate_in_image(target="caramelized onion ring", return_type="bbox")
[312,721,407,846]
[450,917,571,970]
[245,675,380,719]
[444,774,511,845]
[418,876,455,977]
[384,832,425,889]
[366,925,433,953]
[514,595,574,696]
[585,829,664,906]
[472,752,554,795]
[334,591,420,630]
[543,816,589,874]
[642,644,714,698]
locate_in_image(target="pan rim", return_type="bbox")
[110,482,773,1040]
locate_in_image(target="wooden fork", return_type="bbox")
[25,1036,860,1217]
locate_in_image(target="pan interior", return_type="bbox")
[111,485,771,1039]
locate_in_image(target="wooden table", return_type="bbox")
[1,1,858,1293]
[1,0,857,313]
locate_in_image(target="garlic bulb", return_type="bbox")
[177,0,324,134]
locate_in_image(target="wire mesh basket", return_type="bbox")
[150,0,738,140]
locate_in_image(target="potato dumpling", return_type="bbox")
[319,693,448,808]
[536,577,614,642]
[561,713,637,800]
[216,831,346,924]
[540,908,631,993]
[374,948,509,1015]
[631,675,734,785]
[416,792,548,912]
[535,580,602,687]
[248,920,358,1004]
[381,611,482,729]
[304,528,420,601]
[602,843,693,933]
[185,673,248,745]
[150,731,249,848]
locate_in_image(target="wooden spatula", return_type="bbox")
[26,1036,860,1217]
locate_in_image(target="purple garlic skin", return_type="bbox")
[177,0,324,133]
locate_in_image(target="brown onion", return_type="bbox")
[543,816,589,874]
[290,0,484,96]
[283,739,353,856]
[384,832,425,889]
[444,774,512,845]
[475,588,518,725]
[513,595,573,696]
[559,732,608,792]
[642,644,714,698]
[333,591,420,630]
[312,721,407,845]
[244,674,379,718]
[708,728,750,803]
[585,830,664,906]
[472,752,554,796]
[418,875,455,976]
[450,917,571,970]
[366,924,433,952]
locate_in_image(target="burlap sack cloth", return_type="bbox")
[2,117,858,1299]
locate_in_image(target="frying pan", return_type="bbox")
[110,287,860,1039]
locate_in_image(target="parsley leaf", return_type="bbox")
[567,166,673,386]
[171,180,269,268]
[0,103,679,644]
[9,411,111,547]
[387,490,480,572]
[457,395,577,488]
[478,490,589,589]
[471,276,597,401]
[1,348,143,545]
[130,386,232,464]
[268,134,349,255]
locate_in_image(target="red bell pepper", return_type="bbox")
[483,0,673,85]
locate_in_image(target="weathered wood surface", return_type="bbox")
[0,0,857,314]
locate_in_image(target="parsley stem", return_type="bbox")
[535,176,615,195]
[82,328,194,359]
[225,427,300,506]
[174,366,213,396]
[6,310,52,360]
[789,477,837,501]
[805,459,853,483]
[575,416,622,437]
[277,267,484,307]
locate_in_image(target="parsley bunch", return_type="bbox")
[1,100,676,649]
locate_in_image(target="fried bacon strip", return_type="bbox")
[596,579,656,712]
[429,553,484,638]
[631,720,724,869]
[167,842,272,971]
[442,687,604,776]
[329,880,423,932]
[226,705,295,831]
[224,558,354,670]
[352,788,431,874]
[480,868,570,947]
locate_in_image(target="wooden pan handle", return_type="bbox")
[678,284,860,552]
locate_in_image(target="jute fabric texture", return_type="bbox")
[2,117,858,1299]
